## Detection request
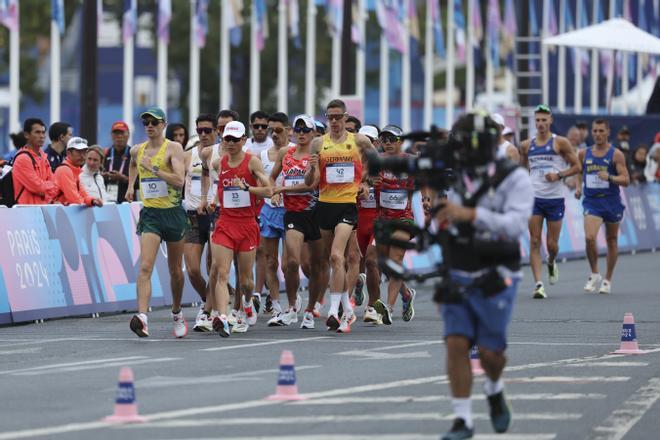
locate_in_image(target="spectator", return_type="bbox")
[165,123,189,150]
[644,143,660,183]
[502,126,515,147]
[566,126,581,151]
[575,120,589,149]
[12,118,59,205]
[53,137,103,207]
[314,120,326,137]
[346,115,362,133]
[630,145,648,185]
[80,145,109,202]
[615,126,632,165]
[103,121,131,203]
[44,121,72,171]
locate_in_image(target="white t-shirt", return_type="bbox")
[243,137,273,156]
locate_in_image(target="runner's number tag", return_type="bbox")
[223,186,251,208]
[141,177,168,199]
[361,187,377,208]
[586,174,609,189]
[379,189,408,210]
[326,162,354,184]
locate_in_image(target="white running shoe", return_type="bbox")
[282,308,298,325]
[232,318,249,333]
[195,302,206,321]
[227,309,239,326]
[599,279,611,294]
[363,306,379,323]
[193,312,213,332]
[548,261,559,285]
[294,294,302,312]
[584,274,602,292]
[243,297,257,326]
[172,310,188,338]
[300,311,315,329]
[337,313,356,334]
[313,301,323,318]
[267,312,284,326]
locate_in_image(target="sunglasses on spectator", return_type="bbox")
[196,127,214,135]
[325,113,346,121]
[112,130,126,135]
[224,136,242,144]
[380,135,400,144]
[293,126,314,134]
[268,127,286,134]
[142,119,161,127]
[252,124,268,130]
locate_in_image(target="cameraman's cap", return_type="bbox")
[490,113,505,128]
[111,121,129,132]
[380,125,403,137]
[140,107,167,122]
[293,114,315,129]
[359,125,379,141]
[223,121,246,139]
[502,126,513,136]
[534,104,552,115]
[67,137,89,150]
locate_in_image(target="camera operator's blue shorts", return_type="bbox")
[441,272,519,352]
[582,196,625,224]
[532,197,565,221]
[260,203,286,239]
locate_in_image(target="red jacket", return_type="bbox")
[12,147,59,205]
[53,158,95,206]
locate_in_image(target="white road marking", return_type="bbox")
[138,435,556,440]
[340,350,432,360]
[13,358,181,376]
[0,356,146,375]
[290,393,607,405]
[200,336,331,352]
[563,362,648,367]
[588,378,660,440]
[0,347,42,355]
[505,376,629,384]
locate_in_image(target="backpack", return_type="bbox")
[0,150,38,207]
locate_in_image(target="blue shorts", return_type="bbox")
[583,196,625,223]
[532,197,565,221]
[441,273,518,352]
[260,203,285,239]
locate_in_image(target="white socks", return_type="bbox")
[483,378,504,396]
[272,300,283,314]
[340,291,353,315]
[328,293,342,316]
[138,313,148,324]
[451,398,473,428]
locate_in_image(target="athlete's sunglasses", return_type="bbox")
[325,112,346,121]
[224,136,242,144]
[268,127,286,135]
[293,126,314,134]
[196,127,214,135]
[379,135,400,144]
[142,119,162,127]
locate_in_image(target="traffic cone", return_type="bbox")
[267,350,306,401]
[611,313,647,355]
[470,345,485,376]
[104,367,146,423]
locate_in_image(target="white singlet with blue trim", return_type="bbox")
[528,134,567,199]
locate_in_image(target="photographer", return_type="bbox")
[435,113,533,439]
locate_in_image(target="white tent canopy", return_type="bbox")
[543,18,660,55]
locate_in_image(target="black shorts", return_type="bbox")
[313,201,358,231]
[284,210,321,242]
[184,211,211,245]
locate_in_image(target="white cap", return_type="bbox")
[67,137,89,150]
[490,113,505,127]
[358,125,379,140]
[223,121,246,139]
[293,114,315,129]
[502,126,513,136]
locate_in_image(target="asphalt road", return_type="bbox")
[0,252,659,440]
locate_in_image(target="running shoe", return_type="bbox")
[337,312,356,333]
[195,302,205,322]
[599,279,611,294]
[312,301,322,318]
[253,293,261,314]
[300,311,315,329]
[243,298,257,326]
[440,418,474,440]
[193,312,213,332]
[532,283,547,299]
[232,318,249,333]
[374,299,392,325]
[326,314,340,331]
[212,315,230,338]
[548,261,559,285]
[487,391,512,433]
[172,310,188,338]
[584,274,602,292]
[267,312,284,326]
[402,288,416,322]
[363,306,379,323]
[227,309,239,326]
[295,294,302,312]
[129,314,149,338]
[264,294,273,314]
[282,308,298,325]
[354,273,366,306]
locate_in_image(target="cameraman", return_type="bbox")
[436,113,533,439]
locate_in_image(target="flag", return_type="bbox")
[453,0,466,62]
[578,0,590,76]
[226,0,244,47]
[502,0,516,70]
[0,0,18,31]
[376,0,406,53]
[487,0,500,72]
[408,0,420,41]
[596,0,612,76]
[195,0,209,48]
[327,0,343,38]
[471,0,483,68]
[158,0,171,43]
[122,0,137,43]
[52,0,64,35]
[529,0,538,71]
[289,0,302,49]
[430,0,446,59]
[351,2,362,46]
[547,0,558,36]
[255,0,268,51]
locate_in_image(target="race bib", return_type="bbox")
[284,175,305,187]
[326,162,354,184]
[361,187,377,208]
[380,189,408,210]
[141,177,168,199]
[223,186,251,208]
[532,166,554,178]
[586,174,609,189]
[189,176,203,196]
[106,183,119,203]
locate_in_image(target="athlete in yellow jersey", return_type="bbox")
[305,99,376,333]
[125,107,189,339]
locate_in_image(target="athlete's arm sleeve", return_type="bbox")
[473,169,534,240]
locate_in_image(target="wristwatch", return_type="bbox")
[243,183,251,191]
[152,165,160,174]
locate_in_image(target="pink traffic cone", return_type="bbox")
[611,313,646,355]
[267,350,306,401]
[470,345,485,376]
[104,367,146,423]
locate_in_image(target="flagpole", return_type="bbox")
[220,2,230,110]
[636,48,643,114]
[465,0,474,112]
[190,0,200,128]
[50,19,61,123]
[541,0,549,106]
[446,0,455,127]
[8,2,19,133]
[379,33,389,127]
[331,19,341,98]
[574,0,582,113]
[401,0,411,132]
[356,0,366,113]
[557,0,566,112]
[277,0,287,113]
[157,36,167,112]
[423,0,433,129]
[250,1,260,115]
[305,0,316,115]
[589,0,598,114]
[123,28,134,129]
